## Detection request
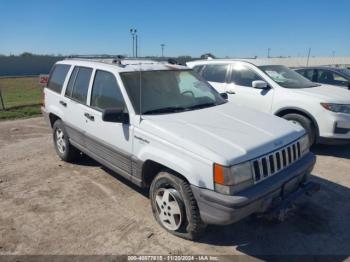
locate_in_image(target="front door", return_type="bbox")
[83,69,133,176]
[226,64,274,113]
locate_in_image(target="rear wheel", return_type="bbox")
[282,113,316,146]
[53,120,80,162]
[150,170,206,240]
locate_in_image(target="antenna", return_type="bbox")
[139,62,143,122]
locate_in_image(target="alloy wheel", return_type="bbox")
[155,188,183,231]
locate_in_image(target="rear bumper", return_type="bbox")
[41,106,50,126]
[191,152,317,225]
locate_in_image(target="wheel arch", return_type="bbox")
[274,107,320,137]
[49,113,61,128]
[141,159,191,188]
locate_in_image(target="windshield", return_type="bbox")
[120,70,226,114]
[259,65,320,88]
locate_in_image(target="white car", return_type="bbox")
[187,59,350,145]
[42,57,318,239]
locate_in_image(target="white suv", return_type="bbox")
[187,59,350,145]
[42,57,318,239]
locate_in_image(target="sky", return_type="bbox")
[0,0,349,58]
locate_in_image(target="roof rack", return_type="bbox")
[65,55,161,67]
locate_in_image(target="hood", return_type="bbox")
[140,102,304,166]
[291,84,350,103]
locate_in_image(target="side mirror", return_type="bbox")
[102,108,129,124]
[220,93,228,99]
[252,80,269,89]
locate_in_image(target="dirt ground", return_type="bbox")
[0,117,349,258]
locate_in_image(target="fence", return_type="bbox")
[0,56,62,77]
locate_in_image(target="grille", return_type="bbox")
[251,140,301,183]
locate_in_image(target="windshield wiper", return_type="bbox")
[143,106,186,115]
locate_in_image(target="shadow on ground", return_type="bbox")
[74,154,149,197]
[312,144,350,159]
[75,154,350,258]
[197,175,350,258]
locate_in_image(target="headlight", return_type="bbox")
[321,103,350,114]
[213,162,253,195]
[299,134,310,155]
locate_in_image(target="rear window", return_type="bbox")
[47,64,71,93]
[65,67,93,104]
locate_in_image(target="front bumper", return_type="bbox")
[318,111,350,143]
[191,152,317,225]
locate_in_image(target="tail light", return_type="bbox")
[41,88,45,107]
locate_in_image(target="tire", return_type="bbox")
[150,170,206,240]
[52,119,80,162]
[282,113,316,146]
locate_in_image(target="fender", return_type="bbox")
[273,106,320,137]
[136,145,213,189]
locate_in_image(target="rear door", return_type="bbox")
[83,70,133,177]
[45,64,71,115]
[62,66,93,148]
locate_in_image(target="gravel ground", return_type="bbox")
[0,117,349,258]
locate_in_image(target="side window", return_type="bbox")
[66,67,92,104]
[302,69,315,81]
[65,67,78,97]
[296,69,305,76]
[201,64,229,83]
[91,70,125,110]
[230,65,263,87]
[317,69,348,85]
[47,64,71,93]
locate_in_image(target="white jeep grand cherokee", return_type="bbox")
[42,57,318,239]
[187,59,350,145]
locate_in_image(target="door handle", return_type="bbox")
[59,100,67,107]
[226,90,236,94]
[84,113,94,121]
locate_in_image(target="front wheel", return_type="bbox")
[150,171,206,240]
[282,113,316,146]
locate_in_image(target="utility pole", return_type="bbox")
[306,48,311,67]
[130,28,137,57]
[267,48,271,58]
[135,34,138,58]
[161,44,165,57]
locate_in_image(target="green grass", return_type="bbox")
[0,77,42,120]
[0,105,41,120]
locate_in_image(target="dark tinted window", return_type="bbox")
[47,64,71,93]
[91,70,125,110]
[231,66,263,87]
[297,69,315,81]
[201,64,228,83]
[304,69,315,81]
[317,69,348,86]
[66,67,92,104]
[65,67,78,97]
